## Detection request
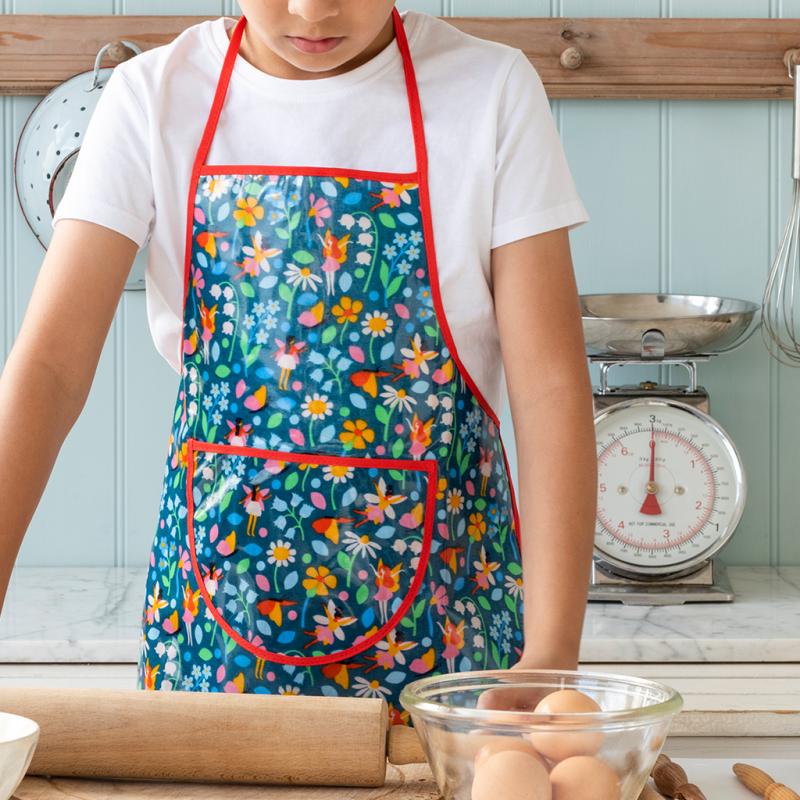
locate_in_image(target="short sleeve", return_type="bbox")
[52,65,154,252]
[491,51,590,250]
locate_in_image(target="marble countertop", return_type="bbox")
[1,565,799,664]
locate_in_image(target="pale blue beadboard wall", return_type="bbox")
[4,0,800,567]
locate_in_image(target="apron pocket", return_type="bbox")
[186,438,437,666]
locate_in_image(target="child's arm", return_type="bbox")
[492,226,596,671]
[0,220,138,612]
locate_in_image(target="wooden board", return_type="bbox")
[14,764,440,800]
[14,758,800,799]
[1,15,799,98]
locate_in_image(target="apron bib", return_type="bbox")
[137,9,524,720]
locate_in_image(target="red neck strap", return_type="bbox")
[192,7,427,176]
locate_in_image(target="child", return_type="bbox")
[0,0,597,716]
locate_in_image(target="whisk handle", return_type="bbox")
[789,49,800,180]
[794,64,800,180]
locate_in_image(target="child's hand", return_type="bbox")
[474,653,579,712]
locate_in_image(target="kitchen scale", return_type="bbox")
[581,293,759,605]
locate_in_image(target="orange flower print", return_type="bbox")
[332,296,363,324]
[339,418,375,450]
[467,512,486,542]
[303,565,337,596]
[233,196,264,227]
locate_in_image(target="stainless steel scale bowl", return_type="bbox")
[582,293,759,605]
[582,293,758,358]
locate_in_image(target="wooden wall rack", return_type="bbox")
[1,15,799,99]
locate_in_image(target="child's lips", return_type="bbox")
[286,35,344,54]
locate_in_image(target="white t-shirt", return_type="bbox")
[53,10,589,415]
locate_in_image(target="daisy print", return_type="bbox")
[284,263,323,292]
[202,175,231,201]
[362,311,393,338]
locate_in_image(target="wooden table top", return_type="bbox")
[15,764,441,800]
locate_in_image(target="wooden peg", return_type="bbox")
[560,45,584,70]
[784,48,800,71]
[105,40,138,63]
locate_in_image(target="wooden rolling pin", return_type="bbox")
[0,688,426,787]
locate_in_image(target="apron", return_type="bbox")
[137,8,524,723]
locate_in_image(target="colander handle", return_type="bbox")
[87,40,143,91]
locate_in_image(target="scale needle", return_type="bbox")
[640,426,662,515]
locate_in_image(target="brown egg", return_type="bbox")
[534,689,602,716]
[528,689,603,762]
[472,750,552,800]
[549,756,620,800]
[474,736,548,770]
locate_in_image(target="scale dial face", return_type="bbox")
[594,398,745,577]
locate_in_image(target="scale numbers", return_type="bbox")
[594,398,745,576]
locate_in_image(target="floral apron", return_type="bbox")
[136,8,524,724]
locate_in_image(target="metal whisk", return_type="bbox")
[762,49,800,364]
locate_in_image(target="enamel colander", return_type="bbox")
[14,41,146,290]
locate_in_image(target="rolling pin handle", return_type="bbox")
[386,724,427,766]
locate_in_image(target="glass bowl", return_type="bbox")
[400,669,682,800]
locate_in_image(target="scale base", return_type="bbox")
[589,561,734,605]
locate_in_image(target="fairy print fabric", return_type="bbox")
[137,174,524,712]
[135,13,524,723]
